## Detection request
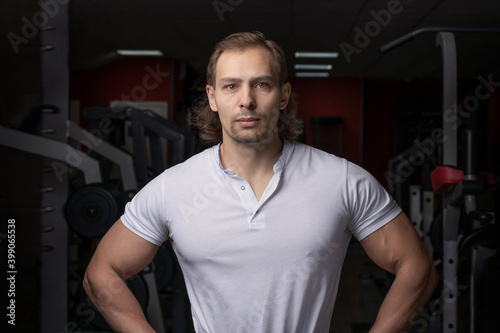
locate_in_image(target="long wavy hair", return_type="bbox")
[189,31,303,144]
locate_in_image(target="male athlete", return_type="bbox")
[84,31,437,332]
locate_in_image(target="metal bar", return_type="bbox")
[68,121,137,197]
[422,190,435,256]
[442,184,462,333]
[142,267,166,333]
[436,32,457,167]
[380,27,500,53]
[0,125,102,184]
[130,108,186,166]
[131,111,149,185]
[39,2,70,331]
[409,185,423,237]
[437,32,459,333]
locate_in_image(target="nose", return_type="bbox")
[239,86,256,109]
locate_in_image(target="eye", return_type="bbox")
[224,84,236,91]
[256,82,269,88]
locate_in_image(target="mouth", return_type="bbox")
[235,117,260,128]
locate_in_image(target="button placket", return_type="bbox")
[227,176,257,221]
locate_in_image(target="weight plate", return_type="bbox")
[153,244,177,291]
[65,184,119,238]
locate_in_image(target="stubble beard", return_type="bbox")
[227,110,280,145]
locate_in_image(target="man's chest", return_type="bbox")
[168,186,351,271]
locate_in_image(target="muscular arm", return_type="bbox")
[83,219,159,332]
[360,212,438,333]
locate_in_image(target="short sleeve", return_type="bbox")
[345,162,402,241]
[121,173,169,246]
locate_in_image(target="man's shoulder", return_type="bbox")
[288,141,347,165]
[157,144,218,181]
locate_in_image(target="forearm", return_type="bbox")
[83,267,155,333]
[370,260,438,333]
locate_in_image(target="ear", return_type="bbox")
[279,82,291,110]
[206,85,218,112]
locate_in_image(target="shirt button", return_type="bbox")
[240,185,245,190]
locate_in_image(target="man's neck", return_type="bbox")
[220,135,283,181]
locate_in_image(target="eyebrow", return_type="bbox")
[218,75,275,85]
[219,77,243,85]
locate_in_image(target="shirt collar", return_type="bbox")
[215,140,293,175]
[273,140,292,173]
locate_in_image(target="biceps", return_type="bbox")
[90,219,160,279]
[360,212,426,274]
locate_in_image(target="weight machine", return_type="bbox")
[83,106,196,186]
[0,103,196,332]
[77,105,196,333]
[381,27,499,333]
[0,118,168,332]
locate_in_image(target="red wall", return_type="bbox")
[71,57,174,117]
[290,77,363,165]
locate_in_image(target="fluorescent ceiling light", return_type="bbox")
[295,52,339,59]
[116,49,163,56]
[294,64,333,70]
[295,72,330,78]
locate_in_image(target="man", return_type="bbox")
[84,31,438,333]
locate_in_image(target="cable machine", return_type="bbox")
[381,27,499,333]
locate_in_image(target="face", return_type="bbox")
[207,47,291,145]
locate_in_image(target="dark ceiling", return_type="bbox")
[2,0,500,83]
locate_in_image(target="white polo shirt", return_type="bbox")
[121,141,401,333]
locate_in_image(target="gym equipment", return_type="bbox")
[409,185,424,238]
[67,120,138,200]
[430,131,495,333]
[0,117,101,333]
[0,122,102,184]
[0,116,173,332]
[3,101,190,333]
[70,107,193,332]
[153,244,177,292]
[72,254,174,333]
[141,263,166,333]
[64,119,138,238]
[422,190,436,258]
[0,120,139,239]
[382,27,499,333]
[83,106,196,186]
[38,5,70,331]
[386,135,438,211]
[65,184,122,238]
